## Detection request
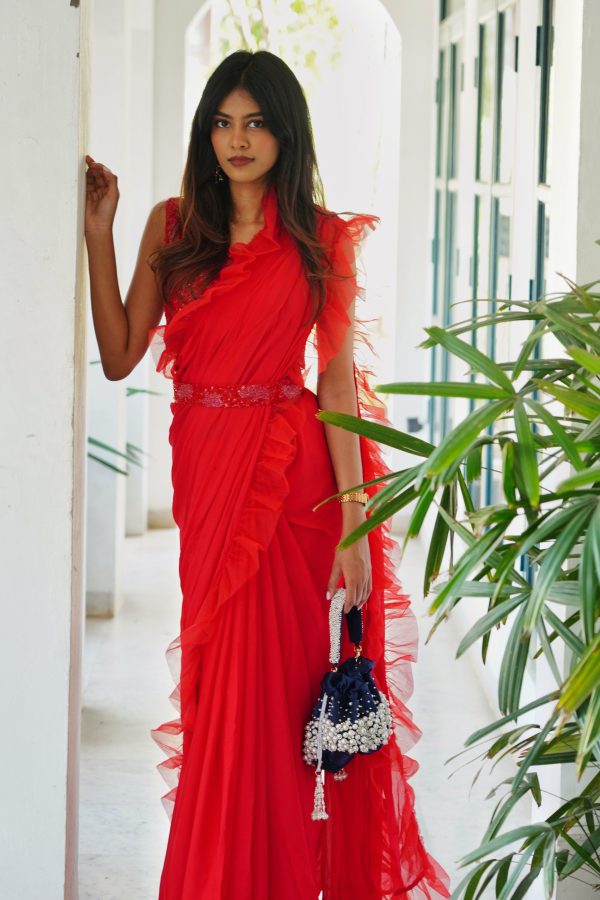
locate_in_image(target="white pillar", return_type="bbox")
[87,0,157,604]
[0,2,88,897]
[549,4,600,895]
[380,0,437,531]
[86,0,130,615]
[125,0,155,537]
[148,0,205,529]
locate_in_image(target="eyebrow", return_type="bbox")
[214,110,263,118]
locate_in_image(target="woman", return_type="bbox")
[85,49,450,900]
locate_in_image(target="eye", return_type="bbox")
[248,119,264,128]
[213,118,229,128]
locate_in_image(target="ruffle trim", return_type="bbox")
[315,213,451,898]
[149,198,450,895]
[349,365,451,899]
[149,391,308,819]
[147,184,281,380]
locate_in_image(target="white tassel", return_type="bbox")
[311,693,329,820]
[311,768,328,820]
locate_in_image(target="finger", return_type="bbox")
[357,581,370,609]
[344,584,357,614]
[326,563,341,600]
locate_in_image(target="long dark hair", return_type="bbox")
[150,49,357,325]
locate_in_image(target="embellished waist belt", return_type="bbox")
[172,375,304,408]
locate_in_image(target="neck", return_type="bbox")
[228,180,270,224]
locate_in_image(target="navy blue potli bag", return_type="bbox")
[303,586,393,820]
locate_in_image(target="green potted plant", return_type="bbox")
[317,271,600,897]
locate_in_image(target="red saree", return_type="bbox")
[148,182,451,899]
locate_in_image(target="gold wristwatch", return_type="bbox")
[338,490,369,505]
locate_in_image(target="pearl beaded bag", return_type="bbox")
[302,586,393,820]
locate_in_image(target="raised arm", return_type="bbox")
[84,154,166,381]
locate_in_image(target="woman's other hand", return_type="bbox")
[85,154,119,235]
[326,521,372,613]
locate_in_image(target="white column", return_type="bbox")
[86,0,130,615]
[549,3,600,896]
[148,0,205,528]
[381,0,437,530]
[125,0,155,537]
[0,2,88,897]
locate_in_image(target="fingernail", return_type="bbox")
[326,590,331,600]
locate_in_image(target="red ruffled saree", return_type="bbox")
[148,182,451,900]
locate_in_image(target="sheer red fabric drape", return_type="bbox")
[147,184,451,899]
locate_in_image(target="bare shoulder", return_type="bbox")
[141,199,170,250]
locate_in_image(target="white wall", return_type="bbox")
[87,0,157,614]
[0,2,88,897]
[148,0,204,527]
[86,0,129,615]
[380,0,438,495]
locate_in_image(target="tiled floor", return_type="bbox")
[80,526,529,899]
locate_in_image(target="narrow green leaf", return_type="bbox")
[374,381,510,399]
[423,484,454,595]
[561,825,600,876]
[456,593,525,657]
[525,397,585,471]
[512,319,546,380]
[336,487,419,549]
[445,860,496,900]
[502,440,518,506]
[542,607,585,657]
[464,691,560,746]
[498,836,546,900]
[557,466,600,493]
[523,504,592,636]
[422,399,513,480]
[565,344,600,374]
[87,453,129,476]
[511,711,560,793]
[533,379,600,419]
[466,443,483,483]
[422,325,515,392]
[580,508,600,643]
[404,483,436,543]
[315,410,433,457]
[459,824,551,865]
[429,521,507,614]
[498,605,531,714]
[514,399,540,508]
[542,302,600,351]
[559,630,600,717]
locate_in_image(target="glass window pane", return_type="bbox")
[441,191,457,436]
[534,201,550,300]
[435,50,446,178]
[476,18,496,183]
[538,0,555,184]
[447,42,461,179]
[492,196,512,301]
[496,6,517,183]
[472,192,490,357]
[432,189,442,316]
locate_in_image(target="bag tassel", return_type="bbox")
[311,693,329,820]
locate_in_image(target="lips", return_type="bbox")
[228,157,254,165]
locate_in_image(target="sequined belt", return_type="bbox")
[172,375,304,408]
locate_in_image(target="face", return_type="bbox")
[210,87,279,186]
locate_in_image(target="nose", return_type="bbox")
[230,124,248,150]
